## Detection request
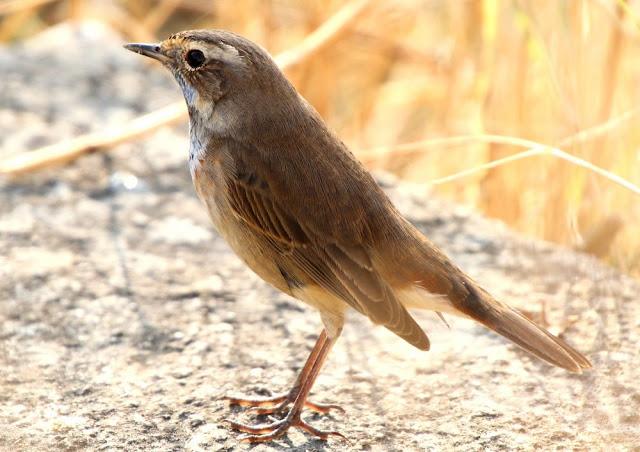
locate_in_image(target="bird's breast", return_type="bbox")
[191,156,226,235]
[188,125,208,180]
[192,160,292,295]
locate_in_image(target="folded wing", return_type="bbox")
[225,163,430,350]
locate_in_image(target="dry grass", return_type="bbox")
[2,0,639,278]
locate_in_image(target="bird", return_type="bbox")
[124,30,591,443]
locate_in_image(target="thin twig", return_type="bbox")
[361,102,640,196]
[557,106,640,147]
[360,104,640,163]
[361,133,640,196]
[430,144,640,197]
[0,0,373,177]
[274,0,372,69]
[0,103,186,176]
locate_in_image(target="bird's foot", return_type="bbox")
[224,330,344,442]
[225,392,344,415]
[226,411,347,443]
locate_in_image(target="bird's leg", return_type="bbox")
[225,329,324,412]
[225,329,343,415]
[226,329,346,442]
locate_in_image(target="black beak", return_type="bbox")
[123,42,169,63]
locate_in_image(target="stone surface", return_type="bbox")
[1,22,639,451]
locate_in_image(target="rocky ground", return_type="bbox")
[1,22,639,451]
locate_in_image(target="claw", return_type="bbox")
[225,418,285,435]
[229,413,348,443]
[303,401,345,415]
[296,418,349,442]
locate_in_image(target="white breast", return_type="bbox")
[184,91,222,180]
[188,124,206,180]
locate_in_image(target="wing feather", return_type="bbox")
[225,169,429,350]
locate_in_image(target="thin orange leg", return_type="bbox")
[225,329,346,442]
[225,329,342,415]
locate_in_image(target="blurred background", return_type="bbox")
[1,0,639,279]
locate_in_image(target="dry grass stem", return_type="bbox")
[361,103,640,194]
[0,103,185,176]
[274,0,373,69]
[427,138,640,197]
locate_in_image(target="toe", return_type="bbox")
[304,400,345,414]
[225,418,284,435]
[238,425,289,443]
[297,418,348,442]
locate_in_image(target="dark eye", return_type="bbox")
[186,49,206,68]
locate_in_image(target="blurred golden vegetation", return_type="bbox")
[2,0,639,278]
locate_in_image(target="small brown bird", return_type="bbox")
[125,30,591,443]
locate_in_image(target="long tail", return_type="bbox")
[453,281,591,372]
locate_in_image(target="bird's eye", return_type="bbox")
[186,49,206,68]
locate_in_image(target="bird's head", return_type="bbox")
[125,30,294,126]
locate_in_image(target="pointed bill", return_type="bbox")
[123,43,170,63]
